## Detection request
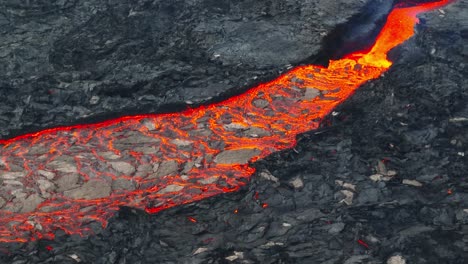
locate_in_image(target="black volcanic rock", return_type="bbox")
[0,0,367,139]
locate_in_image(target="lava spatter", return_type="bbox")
[0,0,452,243]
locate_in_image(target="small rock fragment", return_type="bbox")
[21,194,44,213]
[69,253,81,263]
[303,87,320,100]
[289,177,304,189]
[193,247,209,255]
[343,182,356,191]
[151,160,179,178]
[335,180,356,191]
[340,190,354,205]
[369,174,393,182]
[133,146,159,154]
[56,173,80,192]
[4,180,23,186]
[47,159,77,173]
[387,255,406,264]
[224,123,247,131]
[252,99,269,108]
[259,170,279,183]
[182,161,195,173]
[157,184,184,194]
[64,179,111,200]
[28,145,49,155]
[12,189,27,199]
[225,251,244,262]
[38,170,55,180]
[142,120,157,130]
[366,235,380,243]
[38,179,55,195]
[137,164,153,172]
[214,148,261,164]
[171,139,193,147]
[328,222,345,234]
[198,176,218,184]
[89,95,100,105]
[112,179,136,191]
[0,171,27,179]
[370,174,383,182]
[244,127,271,137]
[109,161,135,175]
[261,241,284,249]
[26,220,43,231]
[189,129,212,137]
[98,152,121,160]
[402,179,423,187]
[449,117,468,123]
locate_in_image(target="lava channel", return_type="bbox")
[0,0,453,243]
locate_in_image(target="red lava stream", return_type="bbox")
[0,0,452,243]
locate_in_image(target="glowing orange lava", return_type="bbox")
[0,0,452,243]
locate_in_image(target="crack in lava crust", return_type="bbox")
[0,0,452,243]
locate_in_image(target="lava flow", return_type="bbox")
[0,0,452,243]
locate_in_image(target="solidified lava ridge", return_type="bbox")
[0,0,452,243]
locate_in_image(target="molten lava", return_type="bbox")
[0,0,452,242]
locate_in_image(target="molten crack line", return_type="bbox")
[0,0,452,243]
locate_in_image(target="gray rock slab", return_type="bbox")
[20,194,44,213]
[150,160,179,178]
[37,179,55,194]
[303,88,321,100]
[133,146,160,154]
[252,99,270,109]
[157,184,184,194]
[0,171,27,180]
[387,255,406,264]
[244,127,271,137]
[214,148,261,164]
[63,179,111,200]
[46,159,78,173]
[98,152,121,160]
[109,161,136,175]
[38,170,56,180]
[171,139,193,147]
[112,179,136,191]
[56,173,80,192]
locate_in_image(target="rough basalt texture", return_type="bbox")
[0,0,367,139]
[0,0,467,264]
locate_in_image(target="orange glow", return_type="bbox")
[0,0,452,243]
[187,216,197,223]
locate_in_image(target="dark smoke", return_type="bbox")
[309,0,393,65]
